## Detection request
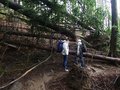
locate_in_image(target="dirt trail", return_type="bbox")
[9,53,71,90]
[9,63,120,90]
[10,71,67,90]
[1,51,120,90]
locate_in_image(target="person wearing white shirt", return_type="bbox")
[62,37,69,71]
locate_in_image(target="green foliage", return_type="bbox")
[1,0,109,32]
[1,0,109,42]
[19,0,107,34]
[65,0,107,37]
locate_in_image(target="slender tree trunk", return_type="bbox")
[109,0,118,57]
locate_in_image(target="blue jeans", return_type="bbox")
[75,54,85,67]
[63,55,68,69]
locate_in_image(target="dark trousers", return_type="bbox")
[63,55,68,69]
[75,54,85,67]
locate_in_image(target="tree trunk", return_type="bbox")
[1,40,120,64]
[109,0,118,57]
[0,30,66,40]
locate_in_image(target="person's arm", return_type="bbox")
[82,43,87,52]
[77,44,80,55]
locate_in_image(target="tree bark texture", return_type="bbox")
[109,0,118,57]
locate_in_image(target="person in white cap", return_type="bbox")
[75,38,87,68]
[62,37,69,71]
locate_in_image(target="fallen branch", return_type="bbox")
[0,30,65,40]
[83,53,120,64]
[3,42,17,48]
[0,40,120,64]
[0,29,92,47]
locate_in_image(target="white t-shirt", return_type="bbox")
[62,40,69,55]
[77,41,82,55]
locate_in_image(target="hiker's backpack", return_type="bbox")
[57,40,63,53]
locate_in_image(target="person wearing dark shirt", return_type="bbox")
[75,39,87,68]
